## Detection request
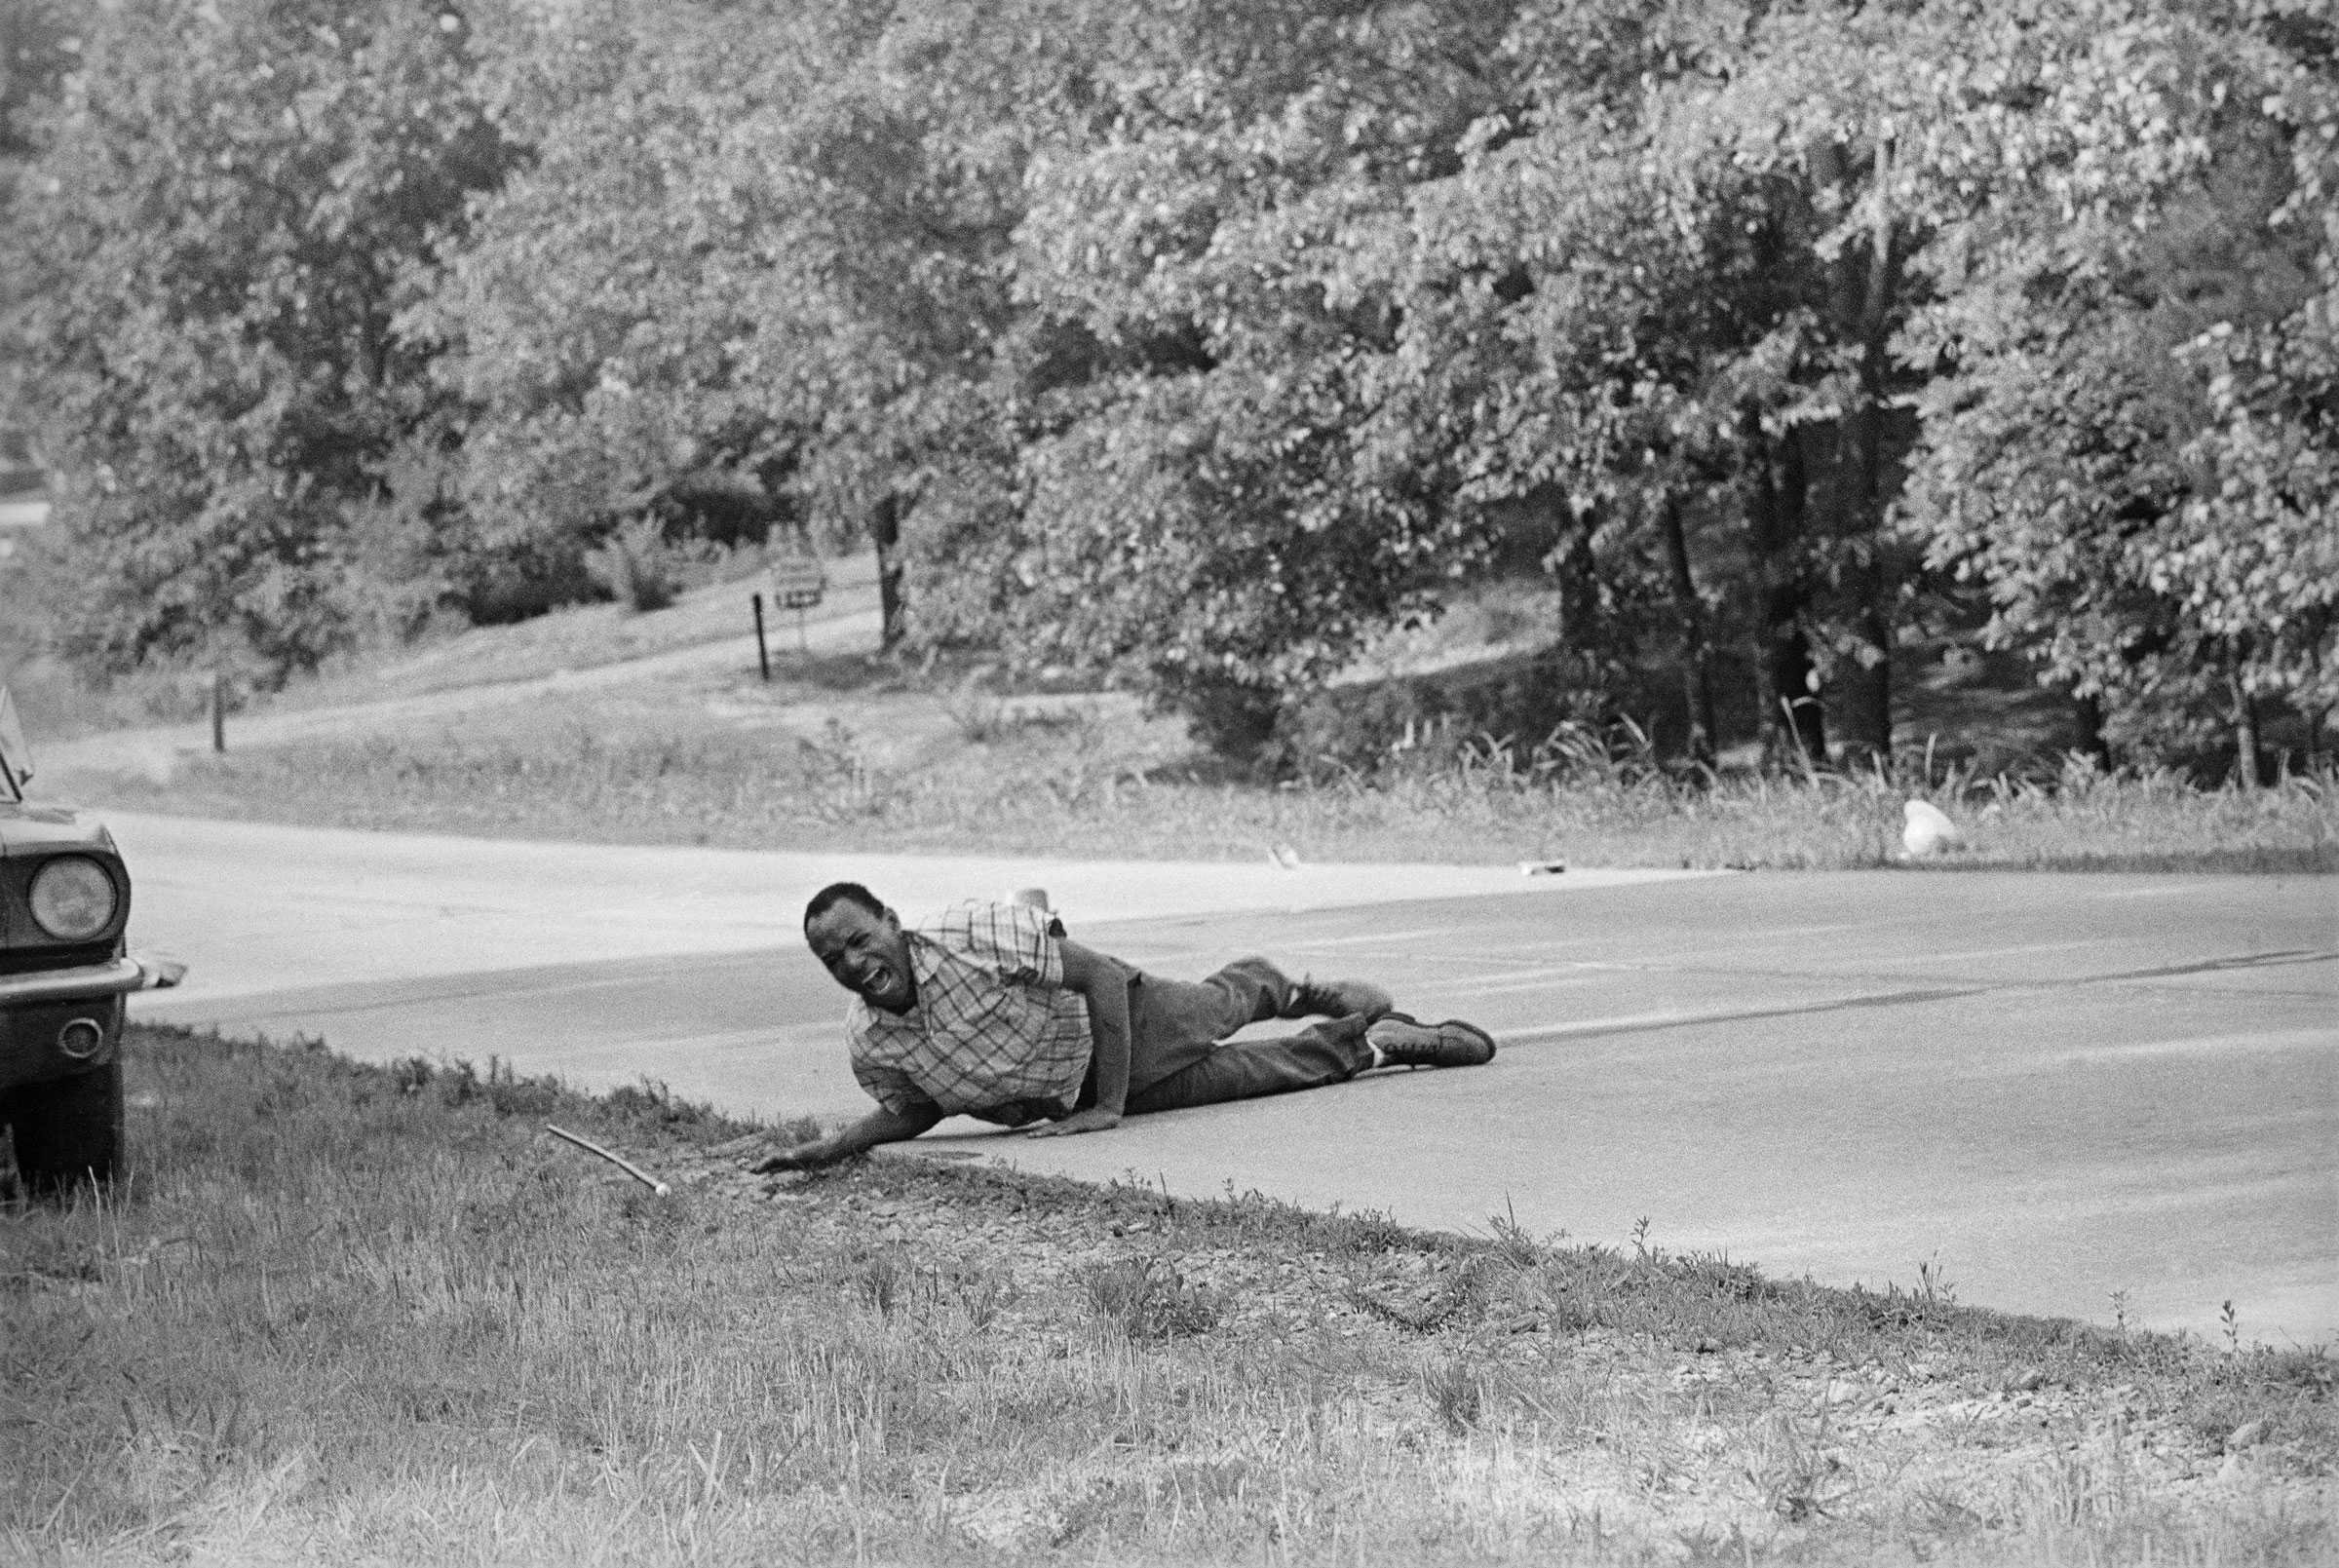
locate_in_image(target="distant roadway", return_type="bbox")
[111,812,2337,1348]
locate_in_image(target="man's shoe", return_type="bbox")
[1281,976,1395,1020]
[1366,1013,1497,1069]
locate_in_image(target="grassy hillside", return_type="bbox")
[5,1027,2332,1565]
[17,548,2336,873]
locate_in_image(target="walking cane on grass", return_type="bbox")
[546,1124,671,1195]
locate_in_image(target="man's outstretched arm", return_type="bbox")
[750,1103,943,1171]
[1029,938,1131,1138]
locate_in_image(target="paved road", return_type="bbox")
[115,814,2335,1347]
[975,876,2337,1349]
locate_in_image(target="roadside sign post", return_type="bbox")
[750,593,770,682]
[769,556,826,654]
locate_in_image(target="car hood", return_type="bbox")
[0,801,118,857]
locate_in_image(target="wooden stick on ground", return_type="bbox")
[546,1124,671,1195]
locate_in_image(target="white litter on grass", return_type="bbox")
[1268,843,1303,869]
[1902,799,1965,858]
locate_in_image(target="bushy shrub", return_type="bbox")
[1269,652,1611,781]
[1166,673,1284,769]
[584,517,685,613]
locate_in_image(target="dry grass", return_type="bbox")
[2,547,832,741]
[17,540,2333,872]
[3,1027,2332,1566]
[61,689,2339,873]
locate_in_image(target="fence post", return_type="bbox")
[751,592,770,682]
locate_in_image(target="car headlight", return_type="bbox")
[28,856,119,940]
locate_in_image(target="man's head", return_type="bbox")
[803,882,916,1013]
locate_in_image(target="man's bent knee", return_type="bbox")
[1208,957,1292,1024]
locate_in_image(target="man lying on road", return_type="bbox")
[749,881,1496,1171]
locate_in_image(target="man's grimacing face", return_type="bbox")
[806,899,916,1013]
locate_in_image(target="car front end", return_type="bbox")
[0,689,181,1192]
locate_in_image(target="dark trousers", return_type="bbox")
[1078,957,1375,1116]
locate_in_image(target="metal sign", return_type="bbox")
[769,556,826,610]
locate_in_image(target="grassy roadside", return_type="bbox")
[58,679,2339,872]
[5,1027,2332,1566]
[3,554,828,742]
[20,549,2333,871]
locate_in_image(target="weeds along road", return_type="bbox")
[112,811,2336,1350]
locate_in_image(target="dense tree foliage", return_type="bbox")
[3,0,2329,775]
[2,0,513,676]
[403,0,1085,636]
[1899,0,2337,779]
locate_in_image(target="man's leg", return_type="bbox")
[1186,955,1296,1029]
[1117,958,1379,1114]
[1120,956,1300,1087]
[1125,1014,1377,1113]
[1079,955,1481,1116]
[1119,1009,1498,1113]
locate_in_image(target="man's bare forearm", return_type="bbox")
[753,1104,941,1170]
[1035,939,1131,1138]
[1076,970,1131,1114]
[827,1105,943,1158]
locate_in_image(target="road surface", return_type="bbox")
[111,812,2337,1347]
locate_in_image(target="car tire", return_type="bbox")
[6,1061,125,1196]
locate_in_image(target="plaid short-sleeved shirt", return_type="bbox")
[845,900,1093,1123]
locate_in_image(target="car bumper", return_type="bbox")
[0,958,184,1092]
[0,956,184,1007]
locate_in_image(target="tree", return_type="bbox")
[980,0,1527,739]
[10,0,2322,788]
[413,0,1102,644]
[3,0,515,679]
[1322,0,1936,767]
[1898,0,2336,777]
[990,0,1948,768]
[401,0,842,620]
[1,1,512,673]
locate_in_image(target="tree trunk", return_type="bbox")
[1548,496,1601,694]
[870,494,905,651]
[1840,606,1894,768]
[1745,408,1824,765]
[1660,494,1717,770]
[2073,692,2113,770]
[2233,675,2263,788]
[1841,139,1903,764]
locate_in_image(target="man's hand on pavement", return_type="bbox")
[1027,1106,1122,1139]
